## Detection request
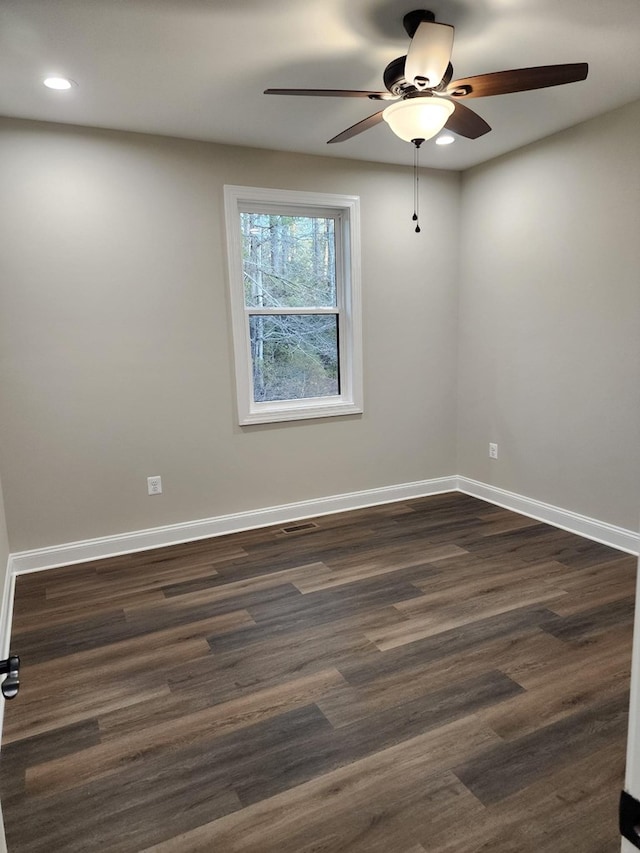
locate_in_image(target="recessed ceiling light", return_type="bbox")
[43,77,76,90]
[435,134,455,146]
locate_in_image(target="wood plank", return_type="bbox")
[340,605,560,688]
[5,611,254,742]
[3,681,171,744]
[402,559,569,604]
[236,671,523,807]
[3,705,331,852]
[12,587,167,633]
[318,629,564,728]
[26,669,348,795]
[129,561,332,610]
[18,614,231,692]
[543,597,636,641]
[1,492,633,853]
[294,544,467,593]
[498,621,632,690]
[479,637,631,739]
[140,715,497,853]
[367,583,566,651]
[548,570,636,615]
[453,690,628,806]
[424,739,623,853]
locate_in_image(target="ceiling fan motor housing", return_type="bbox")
[383,56,454,97]
[383,56,411,96]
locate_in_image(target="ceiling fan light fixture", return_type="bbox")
[405,21,454,89]
[383,97,454,142]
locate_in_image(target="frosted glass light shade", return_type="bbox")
[405,21,454,89]
[383,98,455,142]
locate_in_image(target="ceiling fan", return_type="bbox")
[265,9,589,146]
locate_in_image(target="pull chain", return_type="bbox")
[412,138,424,233]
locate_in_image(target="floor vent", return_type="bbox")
[280,521,319,534]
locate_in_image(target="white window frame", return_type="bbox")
[224,185,363,425]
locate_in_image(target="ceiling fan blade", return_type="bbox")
[447,63,588,98]
[327,110,385,144]
[265,88,390,101]
[444,100,491,139]
[405,19,455,90]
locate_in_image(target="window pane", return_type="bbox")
[250,314,339,402]
[241,213,336,308]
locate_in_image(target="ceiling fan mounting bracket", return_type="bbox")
[403,10,436,38]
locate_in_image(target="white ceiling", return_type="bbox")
[2,0,640,171]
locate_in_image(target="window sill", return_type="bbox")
[239,399,363,425]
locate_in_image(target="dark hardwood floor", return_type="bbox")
[0,492,636,852]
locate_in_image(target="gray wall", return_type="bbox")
[0,118,461,551]
[1,101,638,556]
[457,100,640,531]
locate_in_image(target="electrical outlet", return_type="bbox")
[489,443,498,460]
[147,475,162,495]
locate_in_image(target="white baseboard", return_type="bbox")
[9,476,458,576]
[4,474,637,655]
[457,477,640,556]
[8,475,638,579]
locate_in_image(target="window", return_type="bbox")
[224,186,363,425]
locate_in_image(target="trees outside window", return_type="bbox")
[224,187,363,425]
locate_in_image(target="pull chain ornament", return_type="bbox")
[412,138,424,233]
